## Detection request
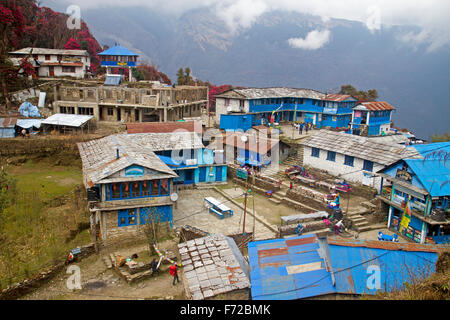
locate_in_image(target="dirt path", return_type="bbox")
[21,240,186,300]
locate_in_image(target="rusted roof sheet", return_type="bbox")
[222,132,279,154]
[126,121,202,134]
[327,238,447,253]
[0,118,17,128]
[324,94,355,102]
[358,101,396,111]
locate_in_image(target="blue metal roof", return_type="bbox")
[327,239,439,295]
[410,142,450,157]
[404,158,450,197]
[98,45,138,56]
[248,235,336,300]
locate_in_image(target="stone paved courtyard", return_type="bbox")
[173,188,276,240]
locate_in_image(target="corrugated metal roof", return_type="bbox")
[410,142,450,157]
[327,239,441,295]
[0,118,17,128]
[248,235,336,300]
[355,101,396,111]
[126,121,201,134]
[104,74,122,86]
[42,114,93,127]
[98,45,139,56]
[302,130,421,166]
[16,119,42,129]
[324,94,355,102]
[218,87,325,100]
[404,158,450,197]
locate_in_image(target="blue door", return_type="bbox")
[199,167,207,182]
[184,169,195,184]
[215,166,223,182]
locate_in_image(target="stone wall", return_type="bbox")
[286,188,327,211]
[0,243,95,300]
[279,220,329,237]
[228,165,281,192]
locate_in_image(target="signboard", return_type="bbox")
[237,169,248,180]
[396,169,413,183]
[125,165,144,177]
[354,111,361,118]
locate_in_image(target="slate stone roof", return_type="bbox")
[78,132,203,187]
[302,130,422,166]
[217,87,325,100]
[178,234,251,300]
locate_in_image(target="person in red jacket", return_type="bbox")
[169,263,179,285]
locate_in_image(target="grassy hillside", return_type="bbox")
[0,155,90,290]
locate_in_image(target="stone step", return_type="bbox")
[109,253,116,267]
[356,226,372,232]
[102,256,113,269]
[269,198,281,205]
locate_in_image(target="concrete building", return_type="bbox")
[377,142,450,244]
[9,48,91,79]
[301,130,421,191]
[351,101,395,136]
[53,84,208,123]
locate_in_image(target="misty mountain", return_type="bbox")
[63,6,450,139]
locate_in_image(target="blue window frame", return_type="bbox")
[311,147,320,158]
[327,151,336,162]
[106,179,170,201]
[118,209,137,227]
[344,155,354,167]
[363,160,374,172]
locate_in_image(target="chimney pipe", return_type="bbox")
[116,148,120,159]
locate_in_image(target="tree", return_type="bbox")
[176,68,185,85]
[64,38,81,50]
[184,67,193,85]
[339,84,378,102]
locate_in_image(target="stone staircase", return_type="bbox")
[347,214,371,232]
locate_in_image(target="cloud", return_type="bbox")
[288,29,330,50]
[56,0,450,51]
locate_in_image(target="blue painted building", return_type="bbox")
[377,142,450,244]
[248,235,444,300]
[351,101,395,136]
[215,88,358,131]
[98,45,139,81]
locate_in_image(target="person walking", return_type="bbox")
[169,263,179,285]
[305,123,309,134]
[299,123,303,135]
[150,258,159,276]
[290,181,293,190]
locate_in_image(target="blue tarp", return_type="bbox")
[18,102,41,118]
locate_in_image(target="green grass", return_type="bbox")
[9,160,82,201]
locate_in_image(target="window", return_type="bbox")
[225,99,230,107]
[107,107,114,116]
[111,183,121,199]
[78,107,94,115]
[322,114,327,121]
[327,151,336,162]
[239,100,245,108]
[60,106,75,114]
[363,160,374,172]
[118,209,137,227]
[62,66,76,73]
[45,55,51,61]
[131,182,141,198]
[151,180,160,196]
[344,155,354,167]
[311,148,320,158]
[141,181,150,197]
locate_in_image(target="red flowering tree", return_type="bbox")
[209,85,233,112]
[64,38,81,50]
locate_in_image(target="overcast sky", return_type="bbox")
[50,0,450,52]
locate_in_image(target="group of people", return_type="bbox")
[149,258,180,286]
[293,122,313,135]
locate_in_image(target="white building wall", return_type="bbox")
[303,146,384,191]
[215,97,247,123]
